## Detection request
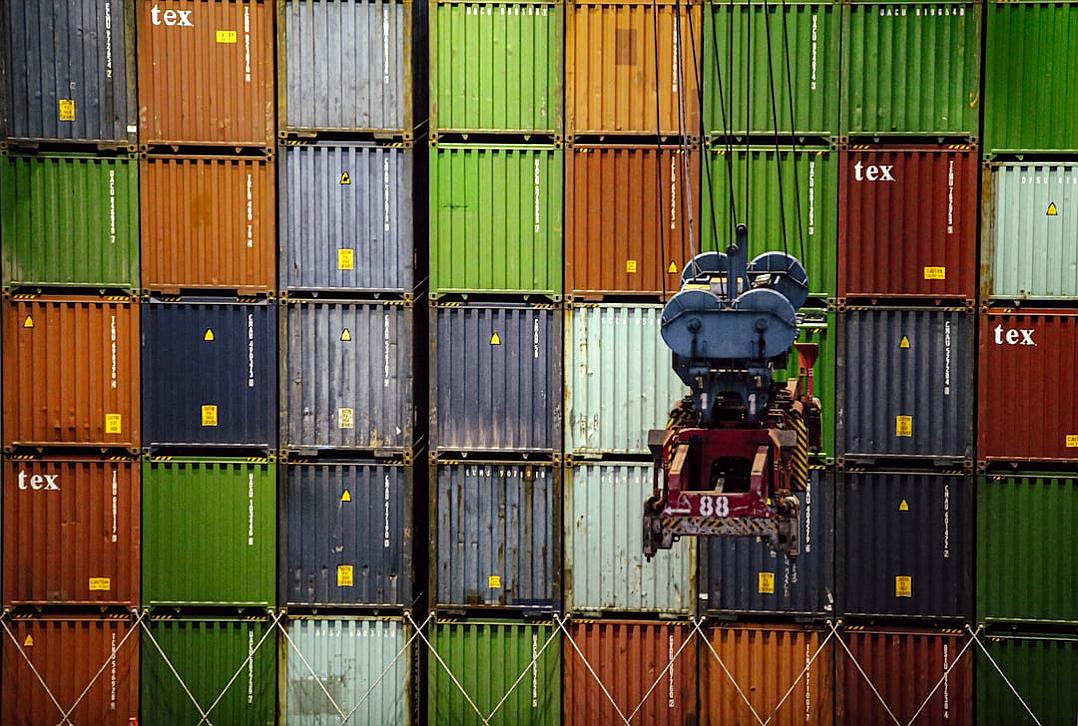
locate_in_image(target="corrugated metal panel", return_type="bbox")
[279,142,416,294]
[429,143,563,296]
[977,474,1078,626]
[566,3,701,137]
[283,617,413,726]
[837,308,973,461]
[703,147,837,298]
[565,463,695,615]
[704,4,840,137]
[433,462,560,610]
[977,635,1078,726]
[564,620,698,725]
[141,155,275,295]
[700,624,834,726]
[701,467,834,617]
[565,146,699,298]
[142,301,277,449]
[840,146,978,301]
[838,472,972,619]
[982,162,1078,301]
[842,5,980,137]
[282,301,416,454]
[284,462,413,608]
[137,0,275,147]
[781,309,835,458]
[1,153,139,291]
[2,457,139,607]
[428,620,561,726]
[1,616,139,726]
[431,303,561,454]
[431,2,563,136]
[142,458,276,607]
[2,296,140,449]
[1,0,137,145]
[564,304,685,456]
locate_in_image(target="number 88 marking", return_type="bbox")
[698,495,729,518]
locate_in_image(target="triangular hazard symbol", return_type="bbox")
[23,635,33,646]
[341,328,352,342]
[490,332,501,345]
[1047,202,1058,216]
[22,315,34,328]
[899,336,910,349]
[899,499,910,512]
[203,329,215,342]
[668,261,679,273]
[341,489,352,503]
[339,171,351,185]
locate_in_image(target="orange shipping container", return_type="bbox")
[141,155,276,294]
[2,297,140,450]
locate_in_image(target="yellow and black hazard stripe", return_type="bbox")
[790,409,810,491]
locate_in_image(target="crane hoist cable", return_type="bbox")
[649,0,669,299]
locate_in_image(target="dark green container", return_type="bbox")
[976,634,1078,726]
[141,617,277,726]
[776,308,835,460]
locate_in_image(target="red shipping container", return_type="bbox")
[979,309,1078,464]
[839,146,977,301]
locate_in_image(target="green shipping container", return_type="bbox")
[777,308,835,460]
[702,146,837,298]
[430,144,563,297]
[976,634,1078,726]
[142,618,277,726]
[428,620,562,726]
[0,153,139,290]
[142,458,276,607]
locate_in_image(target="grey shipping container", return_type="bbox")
[283,462,414,608]
[431,302,561,455]
[838,471,972,620]
[278,142,417,295]
[700,466,835,618]
[142,301,277,449]
[282,300,418,455]
[1,0,137,146]
[433,461,560,611]
[837,307,973,463]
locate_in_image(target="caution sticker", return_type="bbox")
[490,332,501,345]
[23,635,33,647]
[339,171,351,185]
[668,261,679,274]
[201,405,219,427]
[105,414,123,434]
[488,575,502,589]
[216,30,237,44]
[338,407,354,429]
[625,259,638,274]
[758,571,775,594]
[337,564,354,587]
[899,499,910,512]
[337,248,355,271]
[1066,434,1078,448]
[203,328,215,342]
[58,99,75,121]
[22,315,34,329]
[1047,202,1058,217]
[89,577,111,591]
[340,489,352,503]
[923,266,946,280]
[895,415,912,438]
[895,575,912,598]
[899,335,910,349]
[340,328,352,342]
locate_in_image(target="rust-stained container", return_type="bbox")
[979,310,1078,465]
[1,615,140,726]
[2,457,140,607]
[565,145,699,299]
[141,154,275,295]
[839,145,978,302]
[137,0,275,147]
[700,624,834,726]
[564,619,698,726]
[566,3,701,138]
[2,296,140,450]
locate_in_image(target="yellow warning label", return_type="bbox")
[668,261,679,274]
[1047,202,1058,217]
[23,635,33,647]
[626,259,638,274]
[895,415,913,438]
[340,489,352,503]
[58,99,75,122]
[339,171,351,185]
[338,407,354,429]
[899,335,911,349]
[204,328,215,342]
[895,575,912,598]
[216,30,237,44]
[105,414,122,434]
[490,332,501,345]
[1066,434,1078,448]
[89,577,111,591]
[899,499,910,512]
[201,405,218,427]
[337,564,354,587]
[22,315,34,328]
[488,575,502,589]
[923,266,946,280]
[758,571,775,594]
[340,328,352,342]
[338,248,355,270]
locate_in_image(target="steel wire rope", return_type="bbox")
[671,0,698,276]
[652,0,670,300]
[761,0,792,261]
[778,0,808,270]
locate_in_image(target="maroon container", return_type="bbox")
[839,146,977,302]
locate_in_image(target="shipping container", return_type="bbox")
[431,302,561,454]
[564,146,698,299]
[142,300,277,449]
[431,1,563,137]
[0,0,137,146]
[1,616,139,726]
[137,0,275,147]
[282,617,414,725]
[700,624,834,726]
[140,154,275,295]
[978,310,1078,465]
[981,162,1078,302]
[700,467,834,617]
[839,146,978,301]
[428,619,561,726]
[781,308,836,459]
[976,634,1078,726]
[564,620,697,726]
[977,474,1078,626]
[2,457,139,607]
[838,627,972,726]
[842,4,980,138]
[704,4,840,138]
[838,472,972,620]
[283,462,414,608]
[703,147,837,298]
[429,143,563,297]
[141,617,277,726]
[142,458,276,607]
[566,3,700,138]
[837,307,973,462]
[278,142,416,295]
[2,296,140,450]
[565,462,695,615]
[1,153,139,291]
[433,462,560,611]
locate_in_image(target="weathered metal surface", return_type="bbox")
[977,634,1078,726]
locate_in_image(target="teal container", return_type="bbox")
[976,634,1078,726]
